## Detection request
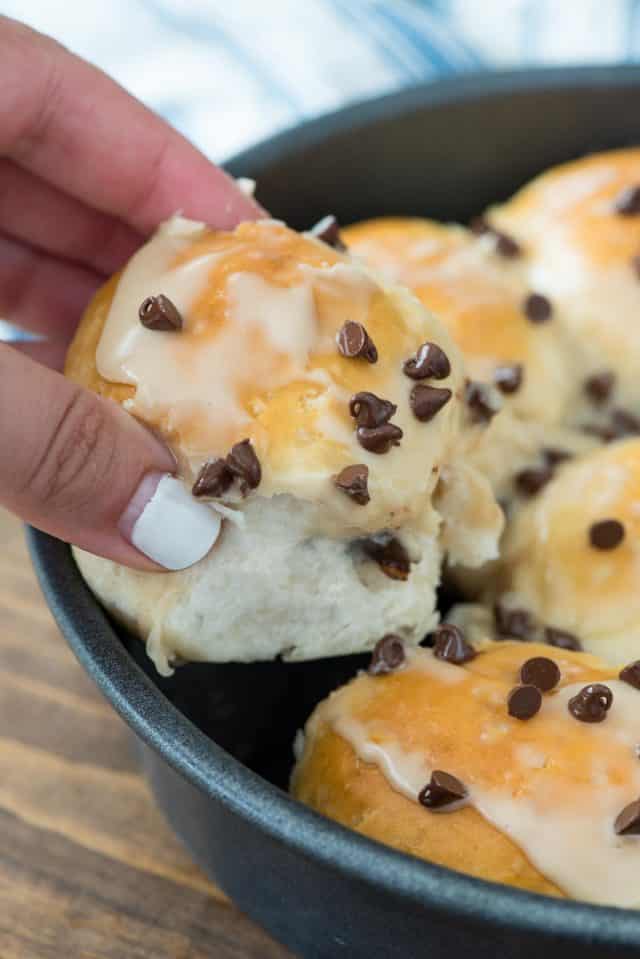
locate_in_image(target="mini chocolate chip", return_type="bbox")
[614,185,640,216]
[581,422,619,444]
[494,603,534,641]
[470,216,490,236]
[589,518,625,550]
[494,363,523,394]
[403,342,451,380]
[542,447,573,467]
[584,371,616,405]
[226,439,261,494]
[310,214,347,251]
[431,623,477,665]
[508,684,542,720]
[520,656,560,692]
[523,292,552,323]
[568,683,613,723]
[192,458,233,498]
[514,464,554,497]
[465,381,501,424]
[337,321,378,363]
[368,634,405,675]
[544,627,583,651]
[349,392,397,428]
[471,217,521,258]
[620,661,640,690]
[333,464,370,505]
[418,770,467,811]
[611,408,640,436]
[357,423,403,454]
[362,535,410,580]
[409,384,452,422]
[139,294,183,331]
[615,799,640,836]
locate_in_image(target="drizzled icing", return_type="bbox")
[309,644,640,906]
[92,215,504,549]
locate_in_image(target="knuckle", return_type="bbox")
[33,390,115,510]
[10,43,65,161]
[124,135,171,226]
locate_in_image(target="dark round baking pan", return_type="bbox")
[28,67,640,958]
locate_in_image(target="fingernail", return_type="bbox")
[120,473,221,570]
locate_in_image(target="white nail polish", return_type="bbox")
[129,474,221,570]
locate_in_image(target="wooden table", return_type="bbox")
[0,508,291,958]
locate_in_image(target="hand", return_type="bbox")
[0,17,262,570]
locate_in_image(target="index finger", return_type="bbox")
[0,17,264,234]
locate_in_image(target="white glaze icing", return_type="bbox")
[92,216,504,555]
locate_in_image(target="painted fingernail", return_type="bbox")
[120,473,221,570]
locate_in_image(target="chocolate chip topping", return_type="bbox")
[337,321,378,363]
[614,185,640,216]
[409,384,452,422]
[568,683,613,723]
[431,623,477,665]
[403,342,451,380]
[584,409,640,444]
[368,634,405,675]
[514,464,554,497]
[192,458,233,498]
[611,408,640,436]
[614,799,640,836]
[465,381,501,424]
[418,770,467,811]
[523,292,553,323]
[471,217,521,258]
[192,439,261,498]
[520,656,560,692]
[349,392,397,428]
[620,660,640,690]
[544,627,583,651]
[362,534,411,580]
[226,439,262,494]
[494,363,523,395]
[310,214,347,251]
[139,294,183,331]
[584,370,616,405]
[581,423,620,444]
[357,423,403,454]
[494,602,534,641]
[508,684,542,720]
[542,447,573,467]
[333,464,370,505]
[349,382,403,454]
[589,518,625,550]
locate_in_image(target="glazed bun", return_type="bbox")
[343,217,592,506]
[66,217,501,668]
[482,438,640,665]
[488,148,640,429]
[292,639,640,906]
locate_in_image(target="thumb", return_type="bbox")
[0,344,220,570]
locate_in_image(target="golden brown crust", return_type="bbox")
[293,721,563,897]
[488,147,640,267]
[65,273,133,406]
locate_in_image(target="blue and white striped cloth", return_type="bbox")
[2,0,640,340]
[5,0,640,162]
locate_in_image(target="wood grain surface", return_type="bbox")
[0,508,292,958]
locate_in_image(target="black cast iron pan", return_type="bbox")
[28,67,640,958]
